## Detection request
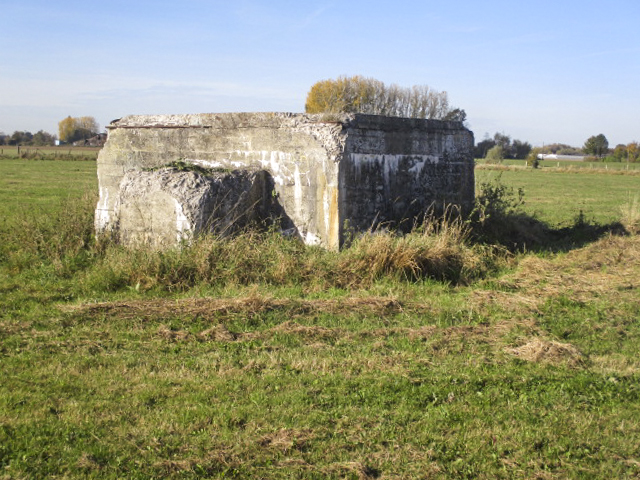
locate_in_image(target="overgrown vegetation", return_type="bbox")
[1,194,498,294]
[1,159,640,478]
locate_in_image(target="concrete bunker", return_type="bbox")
[95,112,474,249]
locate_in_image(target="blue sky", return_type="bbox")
[1,0,638,147]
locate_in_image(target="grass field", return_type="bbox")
[1,159,640,478]
[0,145,100,161]
[475,167,640,226]
[0,159,97,213]
[478,158,640,172]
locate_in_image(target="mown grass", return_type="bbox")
[476,166,640,227]
[477,158,640,172]
[0,146,100,161]
[0,158,97,214]
[1,159,640,478]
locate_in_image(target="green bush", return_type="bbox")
[470,176,548,249]
[485,145,504,164]
[526,148,541,168]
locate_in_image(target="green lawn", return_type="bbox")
[479,158,640,171]
[0,158,97,215]
[1,159,640,478]
[476,167,640,226]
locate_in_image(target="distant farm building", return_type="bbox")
[73,133,107,147]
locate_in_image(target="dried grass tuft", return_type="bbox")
[270,321,339,341]
[198,324,237,342]
[157,325,192,342]
[590,355,640,375]
[258,428,313,453]
[469,289,543,316]
[337,211,487,286]
[507,337,585,367]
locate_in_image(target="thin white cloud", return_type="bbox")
[574,46,640,60]
[293,4,333,31]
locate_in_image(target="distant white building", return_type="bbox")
[537,154,585,161]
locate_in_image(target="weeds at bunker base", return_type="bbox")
[95,112,474,249]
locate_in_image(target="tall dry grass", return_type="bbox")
[84,230,335,292]
[84,213,491,293]
[1,191,499,293]
[337,210,493,286]
[6,176,632,294]
[620,195,640,234]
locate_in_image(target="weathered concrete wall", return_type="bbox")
[96,112,473,249]
[341,116,475,234]
[115,167,275,246]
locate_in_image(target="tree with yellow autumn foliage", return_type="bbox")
[305,75,465,121]
[58,116,99,143]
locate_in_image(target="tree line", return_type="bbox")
[0,116,100,146]
[610,142,639,162]
[474,132,532,160]
[475,132,640,163]
[580,134,638,162]
[305,75,466,122]
[0,130,57,146]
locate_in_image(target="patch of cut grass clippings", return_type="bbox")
[2,300,639,478]
[506,337,585,367]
